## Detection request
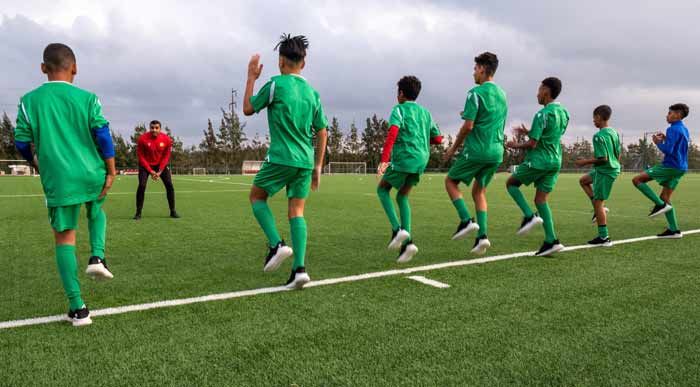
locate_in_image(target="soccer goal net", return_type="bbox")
[325,162,367,175]
[242,160,264,176]
[0,160,38,176]
[192,167,207,175]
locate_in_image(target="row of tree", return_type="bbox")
[2,110,700,174]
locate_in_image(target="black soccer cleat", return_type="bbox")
[285,266,311,290]
[67,306,92,327]
[170,211,181,219]
[516,213,543,236]
[648,203,672,218]
[535,239,565,257]
[657,229,682,239]
[451,219,479,240]
[133,213,142,220]
[263,240,293,272]
[85,256,114,280]
[587,236,613,247]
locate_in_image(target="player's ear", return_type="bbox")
[71,62,77,75]
[300,59,305,70]
[41,63,48,74]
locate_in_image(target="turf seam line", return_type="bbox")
[1,229,698,330]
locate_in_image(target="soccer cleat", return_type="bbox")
[516,214,543,236]
[591,207,610,223]
[387,228,410,250]
[451,219,479,240]
[587,236,613,247]
[470,235,491,255]
[170,211,181,219]
[132,213,142,220]
[535,239,565,257]
[397,242,418,263]
[648,203,672,218]
[85,256,114,280]
[67,306,92,327]
[657,229,682,239]
[285,267,311,290]
[263,241,293,272]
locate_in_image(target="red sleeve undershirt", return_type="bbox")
[380,126,444,163]
[158,136,173,171]
[136,135,154,173]
[430,135,443,145]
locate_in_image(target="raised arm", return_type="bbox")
[243,54,264,116]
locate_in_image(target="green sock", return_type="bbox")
[536,202,557,243]
[396,194,411,234]
[665,208,679,231]
[55,244,84,311]
[636,183,664,206]
[88,207,107,259]
[252,200,282,248]
[377,186,400,231]
[452,198,471,222]
[507,185,534,217]
[598,225,609,239]
[476,210,488,237]
[290,217,307,270]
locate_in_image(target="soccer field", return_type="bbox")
[1,172,700,386]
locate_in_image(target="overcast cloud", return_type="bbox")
[1,0,698,146]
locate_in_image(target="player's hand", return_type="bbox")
[311,166,321,191]
[377,162,389,177]
[513,123,529,136]
[248,54,263,80]
[506,140,518,149]
[151,171,159,181]
[98,174,115,199]
[574,159,588,167]
[443,147,456,162]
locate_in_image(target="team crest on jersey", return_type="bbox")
[160,142,165,147]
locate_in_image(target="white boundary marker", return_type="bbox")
[1,229,699,330]
[407,275,451,288]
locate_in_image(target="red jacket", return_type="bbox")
[137,132,173,172]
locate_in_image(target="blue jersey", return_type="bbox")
[657,120,689,171]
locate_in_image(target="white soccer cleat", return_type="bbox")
[397,243,418,263]
[470,236,491,255]
[85,256,114,280]
[285,267,311,290]
[264,241,293,272]
[451,219,479,240]
[388,228,410,250]
[516,214,543,236]
[68,306,92,327]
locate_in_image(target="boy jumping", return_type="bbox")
[377,76,443,263]
[14,43,115,326]
[243,34,328,289]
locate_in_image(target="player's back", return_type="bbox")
[266,74,325,169]
[526,102,569,171]
[463,82,508,163]
[17,81,107,206]
[391,101,437,173]
[593,127,621,175]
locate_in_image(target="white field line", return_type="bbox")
[175,177,252,186]
[0,190,248,199]
[407,275,451,288]
[1,229,699,330]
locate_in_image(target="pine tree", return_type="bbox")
[327,117,344,161]
[0,112,17,159]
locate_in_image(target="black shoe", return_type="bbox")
[451,218,479,240]
[133,213,141,220]
[397,241,418,263]
[587,236,613,247]
[285,266,311,289]
[85,256,114,280]
[263,240,293,272]
[657,229,682,239]
[535,239,565,257]
[388,228,410,250]
[67,306,92,327]
[648,203,672,218]
[516,213,543,236]
[170,211,180,219]
[470,235,491,254]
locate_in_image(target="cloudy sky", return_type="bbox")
[1,0,699,146]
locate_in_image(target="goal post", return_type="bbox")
[325,162,367,175]
[0,160,38,176]
[241,160,264,176]
[192,167,207,175]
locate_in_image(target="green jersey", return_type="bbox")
[388,101,441,174]
[524,102,569,170]
[15,81,109,207]
[593,127,621,176]
[460,81,508,163]
[250,74,328,169]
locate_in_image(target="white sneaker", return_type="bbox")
[285,267,311,290]
[68,306,92,327]
[451,219,479,240]
[397,243,418,263]
[470,236,491,255]
[516,214,543,235]
[263,241,293,272]
[388,228,410,250]
[85,256,114,280]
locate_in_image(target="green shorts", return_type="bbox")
[447,158,500,187]
[589,169,618,201]
[382,165,420,189]
[646,164,685,190]
[512,163,559,193]
[48,197,106,232]
[253,162,312,199]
